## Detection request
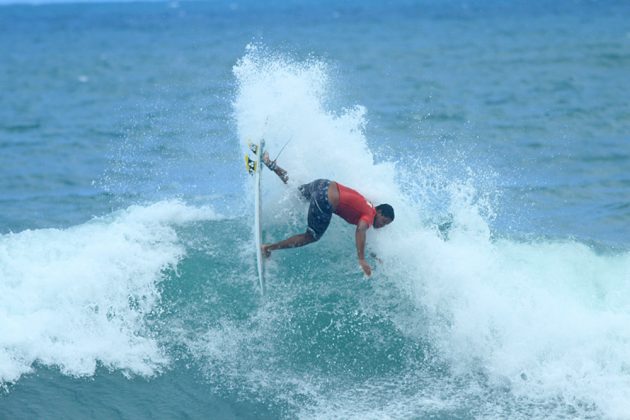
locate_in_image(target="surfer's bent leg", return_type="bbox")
[262,232,317,257]
[262,179,333,257]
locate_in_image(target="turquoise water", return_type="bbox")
[1,1,630,418]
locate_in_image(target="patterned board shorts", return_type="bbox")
[298,179,333,240]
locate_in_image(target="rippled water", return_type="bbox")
[1,1,629,418]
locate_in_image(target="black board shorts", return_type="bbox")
[298,179,333,240]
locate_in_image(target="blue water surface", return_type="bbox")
[1,1,629,418]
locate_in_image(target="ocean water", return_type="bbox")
[1,1,630,418]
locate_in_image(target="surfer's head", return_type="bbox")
[374,204,395,228]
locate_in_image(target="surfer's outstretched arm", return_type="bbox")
[262,152,288,184]
[356,220,372,277]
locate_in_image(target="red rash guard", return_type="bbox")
[334,182,376,227]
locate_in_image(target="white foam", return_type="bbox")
[233,44,406,227]
[233,46,630,417]
[0,200,219,384]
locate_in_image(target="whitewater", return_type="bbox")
[233,46,630,418]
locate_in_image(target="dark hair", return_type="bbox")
[376,204,395,221]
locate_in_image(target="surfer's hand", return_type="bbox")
[262,244,271,258]
[359,259,372,277]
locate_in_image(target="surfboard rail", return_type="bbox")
[245,139,266,294]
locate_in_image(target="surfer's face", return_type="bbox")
[373,212,393,229]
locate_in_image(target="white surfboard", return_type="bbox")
[245,139,265,294]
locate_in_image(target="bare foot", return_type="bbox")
[262,151,272,166]
[261,244,272,258]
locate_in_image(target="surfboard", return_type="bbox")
[245,140,265,294]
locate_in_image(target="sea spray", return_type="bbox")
[232,45,630,417]
[382,166,630,416]
[233,44,403,223]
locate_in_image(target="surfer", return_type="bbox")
[261,152,394,277]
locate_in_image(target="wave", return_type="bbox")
[2,44,629,418]
[233,45,630,417]
[0,200,219,385]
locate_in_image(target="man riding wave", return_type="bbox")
[261,152,394,277]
